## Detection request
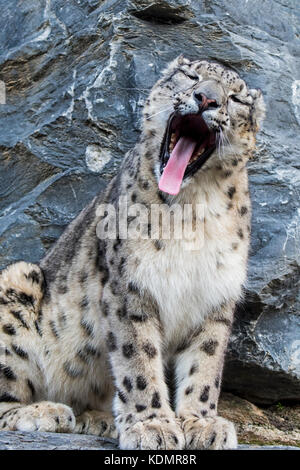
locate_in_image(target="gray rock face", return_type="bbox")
[0,0,299,404]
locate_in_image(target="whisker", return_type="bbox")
[217,131,221,160]
[220,129,238,158]
[146,106,173,120]
[217,128,225,160]
[178,83,198,94]
[118,87,149,95]
[146,82,199,121]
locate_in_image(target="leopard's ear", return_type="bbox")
[161,55,190,77]
[176,54,191,66]
[249,88,266,130]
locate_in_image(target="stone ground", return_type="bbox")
[0,431,299,450]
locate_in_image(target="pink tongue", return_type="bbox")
[159,136,197,195]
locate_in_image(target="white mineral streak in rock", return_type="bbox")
[79,12,124,121]
[44,0,68,41]
[63,70,77,121]
[31,26,51,43]
[85,145,111,173]
[282,208,300,258]
[292,80,300,125]
[0,80,5,104]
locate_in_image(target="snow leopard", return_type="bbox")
[0,55,265,449]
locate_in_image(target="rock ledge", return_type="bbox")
[0,431,299,451]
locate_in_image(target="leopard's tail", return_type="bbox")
[0,261,45,313]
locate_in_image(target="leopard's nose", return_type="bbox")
[193,92,219,111]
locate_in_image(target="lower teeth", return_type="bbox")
[169,134,176,152]
[190,148,205,163]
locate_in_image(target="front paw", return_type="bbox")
[181,415,238,450]
[14,402,76,433]
[119,416,185,450]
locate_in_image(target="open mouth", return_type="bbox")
[159,112,216,195]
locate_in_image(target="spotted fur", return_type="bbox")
[0,56,265,449]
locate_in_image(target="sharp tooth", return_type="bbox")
[196,147,205,157]
[189,146,206,164]
[169,133,176,152]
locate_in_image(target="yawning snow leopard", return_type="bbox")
[0,56,265,449]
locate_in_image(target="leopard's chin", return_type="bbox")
[159,112,217,180]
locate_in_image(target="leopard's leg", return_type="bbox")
[75,410,117,438]
[101,285,184,450]
[174,301,238,450]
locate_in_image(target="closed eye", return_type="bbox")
[185,73,198,81]
[230,95,246,105]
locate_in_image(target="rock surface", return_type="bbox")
[0,430,299,450]
[0,1,299,404]
[219,392,300,447]
[0,431,118,450]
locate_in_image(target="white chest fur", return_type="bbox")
[132,184,248,347]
